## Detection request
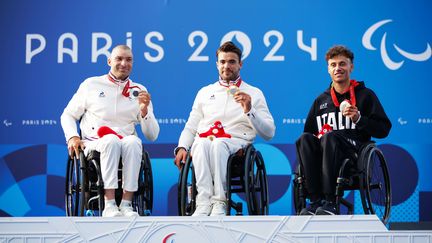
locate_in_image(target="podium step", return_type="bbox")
[1,215,431,242]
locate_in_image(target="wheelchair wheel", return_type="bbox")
[362,144,391,224]
[134,151,153,216]
[65,153,86,216]
[292,165,306,215]
[177,155,197,216]
[244,146,269,215]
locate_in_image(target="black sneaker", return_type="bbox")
[315,200,337,215]
[299,200,323,215]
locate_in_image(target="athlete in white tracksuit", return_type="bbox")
[174,41,275,216]
[61,74,159,189]
[61,45,159,217]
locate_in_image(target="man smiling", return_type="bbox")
[174,41,275,216]
[296,45,392,215]
[61,45,159,217]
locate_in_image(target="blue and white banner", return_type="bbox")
[0,0,431,222]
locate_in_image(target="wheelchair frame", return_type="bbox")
[177,144,269,216]
[293,141,392,224]
[65,148,153,216]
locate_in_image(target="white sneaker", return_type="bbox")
[120,205,139,217]
[210,201,227,216]
[192,204,212,217]
[102,205,122,217]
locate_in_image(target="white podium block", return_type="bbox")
[1,215,431,242]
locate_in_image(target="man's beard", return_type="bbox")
[221,71,238,81]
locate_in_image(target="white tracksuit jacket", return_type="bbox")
[177,80,275,206]
[178,80,275,149]
[61,74,159,191]
[61,75,159,142]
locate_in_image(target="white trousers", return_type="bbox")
[191,137,249,206]
[84,134,142,192]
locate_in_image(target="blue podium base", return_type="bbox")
[1,215,431,242]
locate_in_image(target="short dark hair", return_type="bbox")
[325,45,354,63]
[216,41,242,61]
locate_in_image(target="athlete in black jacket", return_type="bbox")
[296,45,392,215]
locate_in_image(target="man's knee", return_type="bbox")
[100,134,121,150]
[122,135,142,149]
[209,139,230,154]
[296,133,317,147]
[191,138,211,154]
[320,131,339,146]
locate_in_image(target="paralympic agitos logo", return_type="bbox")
[362,19,431,70]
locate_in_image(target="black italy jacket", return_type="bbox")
[303,81,392,143]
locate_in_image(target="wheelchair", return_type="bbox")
[177,144,269,216]
[293,141,391,224]
[65,147,153,216]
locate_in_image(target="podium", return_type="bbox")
[1,215,431,242]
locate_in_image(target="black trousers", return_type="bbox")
[296,131,360,201]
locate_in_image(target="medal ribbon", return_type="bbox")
[330,80,359,107]
[219,76,242,88]
[107,72,140,97]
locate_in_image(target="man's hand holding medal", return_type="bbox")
[138,90,151,117]
[229,85,251,113]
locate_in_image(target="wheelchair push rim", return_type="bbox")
[65,153,86,216]
[364,146,392,225]
[244,147,269,215]
[178,155,197,216]
[134,151,154,216]
[293,165,307,215]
